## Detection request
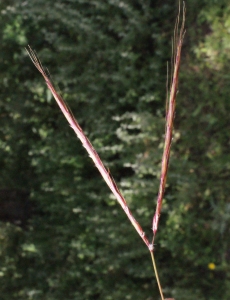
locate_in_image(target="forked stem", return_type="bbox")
[26,4,185,300]
[150,250,164,300]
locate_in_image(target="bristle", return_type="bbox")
[25,46,48,78]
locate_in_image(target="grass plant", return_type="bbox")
[26,3,185,299]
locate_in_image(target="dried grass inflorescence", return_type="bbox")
[26,3,185,300]
[152,2,186,241]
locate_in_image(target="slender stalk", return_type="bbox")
[152,2,186,240]
[150,250,164,300]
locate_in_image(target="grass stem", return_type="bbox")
[150,250,164,300]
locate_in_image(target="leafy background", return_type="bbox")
[1,0,230,299]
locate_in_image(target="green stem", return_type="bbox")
[150,250,164,300]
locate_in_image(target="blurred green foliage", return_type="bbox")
[0,0,230,299]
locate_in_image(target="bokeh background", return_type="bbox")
[1,0,230,299]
